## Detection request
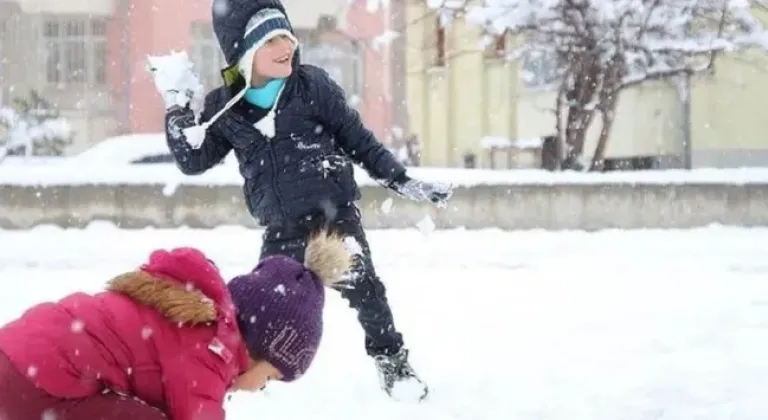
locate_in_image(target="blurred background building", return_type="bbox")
[0,0,408,154]
[2,0,767,169]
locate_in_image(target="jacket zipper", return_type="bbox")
[265,137,288,222]
[248,79,289,223]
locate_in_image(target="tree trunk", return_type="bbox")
[563,105,591,169]
[555,81,566,170]
[590,56,625,171]
[590,105,617,171]
[561,56,601,170]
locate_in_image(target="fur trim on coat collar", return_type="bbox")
[107,271,217,324]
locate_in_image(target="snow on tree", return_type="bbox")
[0,90,74,161]
[429,0,768,170]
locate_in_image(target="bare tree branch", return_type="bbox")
[426,0,768,170]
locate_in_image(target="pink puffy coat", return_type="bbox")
[0,248,250,420]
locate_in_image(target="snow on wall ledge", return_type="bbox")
[2,168,768,230]
[4,165,768,187]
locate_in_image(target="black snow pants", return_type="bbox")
[259,205,404,357]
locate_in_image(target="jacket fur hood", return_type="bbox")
[107,271,217,324]
[106,246,230,325]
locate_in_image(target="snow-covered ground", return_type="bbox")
[1,224,768,419]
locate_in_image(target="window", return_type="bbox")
[485,31,507,60]
[434,16,446,67]
[43,17,108,85]
[301,39,363,102]
[189,22,228,90]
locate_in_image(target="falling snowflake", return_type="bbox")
[213,0,229,16]
[380,197,394,214]
[41,408,57,420]
[141,326,153,340]
[70,319,85,333]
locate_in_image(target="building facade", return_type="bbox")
[0,0,406,153]
[405,2,768,169]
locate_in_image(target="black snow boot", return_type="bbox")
[373,348,428,402]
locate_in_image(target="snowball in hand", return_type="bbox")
[147,51,204,111]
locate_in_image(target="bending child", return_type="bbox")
[0,232,350,420]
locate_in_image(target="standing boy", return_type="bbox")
[151,0,452,401]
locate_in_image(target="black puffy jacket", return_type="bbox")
[165,65,405,226]
[163,1,405,226]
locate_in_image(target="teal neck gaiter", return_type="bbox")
[243,78,285,109]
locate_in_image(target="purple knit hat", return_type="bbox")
[227,232,351,381]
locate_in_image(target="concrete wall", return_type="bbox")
[1,183,767,230]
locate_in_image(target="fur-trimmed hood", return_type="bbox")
[107,270,218,324]
[107,247,231,325]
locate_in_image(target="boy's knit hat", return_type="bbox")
[227,231,351,381]
[237,8,298,84]
[243,8,297,55]
[199,1,298,141]
[213,0,295,66]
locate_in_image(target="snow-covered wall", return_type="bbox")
[1,175,767,230]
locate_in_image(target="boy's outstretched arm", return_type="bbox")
[311,67,405,184]
[148,51,232,176]
[311,66,453,206]
[164,104,232,175]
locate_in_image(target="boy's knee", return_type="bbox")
[338,271,387,303]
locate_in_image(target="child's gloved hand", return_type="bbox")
[147,51,204,112]
[390,175,454,208]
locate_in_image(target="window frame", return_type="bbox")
[41,15,109,87]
